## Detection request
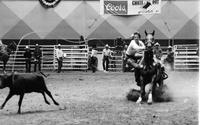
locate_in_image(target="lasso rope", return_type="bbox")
[12,31,38,72]
[11,32,102,72]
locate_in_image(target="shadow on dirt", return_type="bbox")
[2,106,67,116]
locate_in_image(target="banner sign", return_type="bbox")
[100,0,161,15]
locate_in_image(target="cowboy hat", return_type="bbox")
[155,42,160,46]
[168,45,172,48]
[105,44,109,48]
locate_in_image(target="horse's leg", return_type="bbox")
[147,75,156,104]
[136,76,145,104]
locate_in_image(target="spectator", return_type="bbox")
[24,45,32,73]
[33,44,42,72]
[153,42,163,65]
[164,46,174,70]
[102,44,111,72]
[55,44,64,73]
[122,44,129,72]
[90,45,98,73]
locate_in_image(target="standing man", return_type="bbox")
[24,45,32,73]
[34,44,42,72]
[102,44,111,72]
[55,44,64,73]
[122,44,128,72]
[164,46,174,70]
[90,45,98,73]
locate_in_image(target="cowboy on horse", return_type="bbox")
[0,40,8,55]
[125,32,146,86]
[0,40,17,73]
[126,31,168,104]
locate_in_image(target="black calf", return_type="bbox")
[0,73,59,114]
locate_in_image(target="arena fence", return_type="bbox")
[0,45,88,72]
[174,44,199,71]
[1,44,198,72]
[109,51,123,72]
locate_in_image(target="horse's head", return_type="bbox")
[143,30,155,68]
[145,30,155,49]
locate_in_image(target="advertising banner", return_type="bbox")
[100,0,161,15]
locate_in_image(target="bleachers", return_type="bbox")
[174,44,199,70]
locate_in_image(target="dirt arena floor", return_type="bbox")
[0,71,198,125]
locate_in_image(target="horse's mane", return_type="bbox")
[144,48,154,68]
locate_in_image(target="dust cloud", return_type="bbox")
[126,70,199,102]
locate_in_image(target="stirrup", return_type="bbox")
[162,72,168,80]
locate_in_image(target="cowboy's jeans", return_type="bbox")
[57,58,63,73]
[90,56,98,73]
[102,56,109,71]
[25,58,31,73]
[34,58,41,72]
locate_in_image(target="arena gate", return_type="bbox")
[174,44,199,71]
[109,51,123,72]
[53,45,89,71]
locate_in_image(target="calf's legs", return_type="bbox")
[44,89,59,105]
[1,92,13,109]
[42,92,50,105]
[18,94,24,114]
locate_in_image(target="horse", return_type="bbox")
[136,30,168,104]
[0,41,17,73]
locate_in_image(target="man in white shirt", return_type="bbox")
[55,44,64,73]
[102,44,111,72]
[125,32,145,86]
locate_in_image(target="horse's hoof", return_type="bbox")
[136,97,142,104]
[147,93,153,104]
